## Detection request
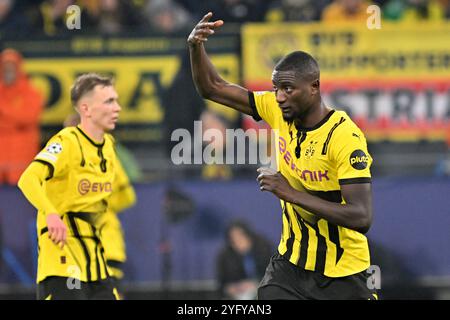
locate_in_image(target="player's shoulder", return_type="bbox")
[46,127,79,144]
[333,110,366,137]
[36,128,76,163]
[252,90,280,123]
[46,127,89,155]
[253,90,276,103]
[253,90,274,97]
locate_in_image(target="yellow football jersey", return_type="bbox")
[250,91,373,277]
[32,126,118,283]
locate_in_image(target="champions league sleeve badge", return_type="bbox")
[46,143,63,154]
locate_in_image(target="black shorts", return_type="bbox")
[37,276,119,300]
[257,253,378,300]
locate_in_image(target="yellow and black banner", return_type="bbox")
[242,22,450,141]
[4,35,240,145]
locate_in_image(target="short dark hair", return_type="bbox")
[274,51,320,82]
[70,73,114,107]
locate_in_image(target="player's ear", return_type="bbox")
[311,79,320,95]
[78,102,90,117]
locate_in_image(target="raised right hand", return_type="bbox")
[187,12,224,46]
[46,213,67,249]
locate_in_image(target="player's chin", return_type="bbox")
[282,113,294,122]
[105,123,116,131]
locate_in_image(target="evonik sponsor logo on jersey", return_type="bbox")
[278,137,330,182]
[78,179,112,195]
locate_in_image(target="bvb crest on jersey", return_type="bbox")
[304,141,318,160]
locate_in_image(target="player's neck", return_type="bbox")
[79,122,105,144]
[295,101,331,129]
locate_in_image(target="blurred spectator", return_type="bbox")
[216,220,273,300]
[31,0,76,36]
[163,53,206,158]
[30,0,145,36]
[0,49,44,185]
[0,0,31,36]
[144,0,193,33]
[204,0,272,23]
[163,53,233,179]
[173,0,205,20]
[372,0,389,5]
[443,0,450,18]
[199,109,233,180]
[80,0,144,34]
[322,0,373,22]
[383,0,446,22]
[265,0,328,22]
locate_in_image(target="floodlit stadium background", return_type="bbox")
[0,0,449,299]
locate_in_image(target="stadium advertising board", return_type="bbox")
[3,35,239,145]
[242,22,450,141]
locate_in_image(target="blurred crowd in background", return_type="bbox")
[1,0,450,36]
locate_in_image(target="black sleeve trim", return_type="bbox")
[248,91,262,121]
[339,177,372,185]
[32,159,55,181]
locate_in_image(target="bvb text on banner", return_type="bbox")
[242,22,450,141]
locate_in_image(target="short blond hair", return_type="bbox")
[70,73,114,107]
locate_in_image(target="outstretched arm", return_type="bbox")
[188,12,253,116]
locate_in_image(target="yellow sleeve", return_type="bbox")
[331,125,372,185]
[18,161,59,215]
[34,134,70,179]
[108,155,136,213]
[249,91,280,129]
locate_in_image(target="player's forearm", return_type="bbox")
[18,162,58,215]
[189,43,253,116]
[189,42,227,99]
[286,190,372,233]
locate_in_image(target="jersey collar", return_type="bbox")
[76,126,105,147]
[294,109,335,132]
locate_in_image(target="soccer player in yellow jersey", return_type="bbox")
[18,73,122,300]
[63,113,136,298]
[188,13,377,300]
